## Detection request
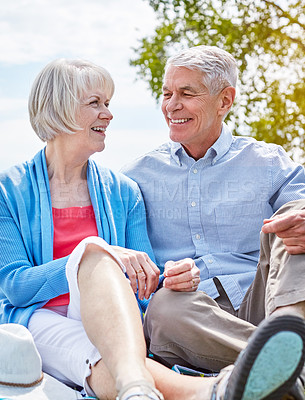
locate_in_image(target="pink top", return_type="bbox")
[44,205,98,307]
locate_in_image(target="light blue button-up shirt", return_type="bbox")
[122,124,305,309]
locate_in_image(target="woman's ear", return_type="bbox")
[218,86,236,117]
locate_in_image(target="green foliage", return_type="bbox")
[130,0,305,161]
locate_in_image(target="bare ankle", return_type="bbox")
[115,366,155,393]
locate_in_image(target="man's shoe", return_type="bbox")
[211,315,305,400]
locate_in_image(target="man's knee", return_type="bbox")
[144,288,217,338]
[273,199,305,217]
[144,288,183,326]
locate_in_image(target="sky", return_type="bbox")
[0,0,169,172]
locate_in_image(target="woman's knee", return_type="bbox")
[78,245,120,285]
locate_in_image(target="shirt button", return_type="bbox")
[191,201,196,207]
[195,234,201,240]
[208,259,213,264]
[193,168,198,174]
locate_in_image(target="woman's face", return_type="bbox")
[73,88,113,155]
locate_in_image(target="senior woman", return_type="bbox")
[0,59,209,400]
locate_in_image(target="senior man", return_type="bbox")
[122,45,305,399]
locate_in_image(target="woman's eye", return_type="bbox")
[105,102,110,108]
[90,100,99,106]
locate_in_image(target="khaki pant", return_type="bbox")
[144,200,305,373]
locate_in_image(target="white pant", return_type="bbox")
[28,236,126,397]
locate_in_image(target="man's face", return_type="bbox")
[161,65,223,160]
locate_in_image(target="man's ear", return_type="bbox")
[218,86,236,117]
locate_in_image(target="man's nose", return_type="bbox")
[166,95,183,112]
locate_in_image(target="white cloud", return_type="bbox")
[0,0,161,106]
[0,0,157,66]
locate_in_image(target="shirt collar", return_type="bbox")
[170,123,233,166]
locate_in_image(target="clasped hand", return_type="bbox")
[112,246,160,300]
[163,258,201,292]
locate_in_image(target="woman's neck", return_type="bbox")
[45,140,91,209]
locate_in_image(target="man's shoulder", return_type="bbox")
[231,135,284,156]
[121,142,172,177]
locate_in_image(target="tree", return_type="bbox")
[130,0,305,161]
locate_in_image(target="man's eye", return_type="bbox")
[163,93,171,98]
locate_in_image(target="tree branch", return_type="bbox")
[264,0,305,31]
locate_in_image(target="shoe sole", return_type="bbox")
[224,315,305,400]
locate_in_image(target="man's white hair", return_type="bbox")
[165,45,238,94]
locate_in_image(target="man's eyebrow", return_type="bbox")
[180,85,198,93]
[162,85,199,93]
[162,85,200,93]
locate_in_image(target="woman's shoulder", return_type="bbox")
[0,151,42,187]
[0,151,45,205]
[0,161,29,189]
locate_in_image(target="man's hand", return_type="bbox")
[163,258,200,292]
[262,210,305,254]
[112,246,160,300]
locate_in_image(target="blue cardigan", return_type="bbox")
[0,149,156,326]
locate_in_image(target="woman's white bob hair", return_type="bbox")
[28,58,115,142]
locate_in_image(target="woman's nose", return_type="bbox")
[99,108,113,120]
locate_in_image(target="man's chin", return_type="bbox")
[169,132,183,143]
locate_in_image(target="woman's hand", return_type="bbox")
[163,258,200,292]
[111,246,160,300]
